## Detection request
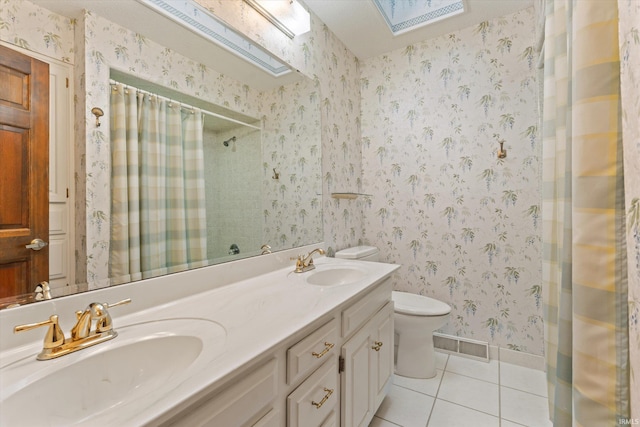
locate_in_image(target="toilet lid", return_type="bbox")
[392,291,451,316]
[335,246,379,259]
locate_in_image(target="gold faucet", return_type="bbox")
[292,248,325,273]
[14,298,131,360]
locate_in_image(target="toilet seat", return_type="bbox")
[392,291,451,316]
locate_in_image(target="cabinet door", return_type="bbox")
[371,302,394,411]
[340,322,373,427]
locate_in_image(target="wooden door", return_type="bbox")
[0,44,49,298]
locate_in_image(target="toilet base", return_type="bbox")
[394,332,437,379]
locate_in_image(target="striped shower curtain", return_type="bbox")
[541,0,630,425]
[109,83,208,285]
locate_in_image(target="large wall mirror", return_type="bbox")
[7,0,322,307]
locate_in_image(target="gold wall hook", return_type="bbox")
[91,107,104,127]
[497,140,507,159]
[272,168,280,180]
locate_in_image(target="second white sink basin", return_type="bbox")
[306,266,368,286]
[0,318,226,426]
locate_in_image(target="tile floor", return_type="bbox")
[371,352,552,427]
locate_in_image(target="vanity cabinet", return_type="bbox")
[161,358,279,427]
[158,278,393,427]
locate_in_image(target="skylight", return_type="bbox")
[372,0,465,35]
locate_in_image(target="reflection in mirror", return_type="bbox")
[2,0,322,308]
[106,73,322,287]
[108,73,270,286]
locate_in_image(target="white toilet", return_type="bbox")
[335,245,451,379]
[391,291,451,378]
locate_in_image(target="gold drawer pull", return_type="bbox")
[372,341,383,351]
[311,388,334,409]
[311,342,334,358]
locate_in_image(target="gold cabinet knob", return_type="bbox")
[372,341,383,351]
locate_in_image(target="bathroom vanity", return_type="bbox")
[0,245,399,427]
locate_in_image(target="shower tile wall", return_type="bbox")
[361,7,543,354]
[203,127,262,259]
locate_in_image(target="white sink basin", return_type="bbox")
[306,266,368,286]
[0,318,226,426]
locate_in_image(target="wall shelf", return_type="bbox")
[331,192,372,200]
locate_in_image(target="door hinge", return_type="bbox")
[66,188,69,198]
[66,77,69,88]
[338,356,345,373]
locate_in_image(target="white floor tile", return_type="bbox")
[445,355,499,383]
[500,362,548,397]
[501,386,553,427]
[437,372,499,416]
[393,369,443,397]
[427,399,499,427]
[375,384,435,427]
[501,420,527,427]
[369,416,402,427]
[434,351,449,370]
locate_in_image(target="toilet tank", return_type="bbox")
[335,246,380,262]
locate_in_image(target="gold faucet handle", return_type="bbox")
[104,298,132,310]
[14,315,66,349]
[290,254,304,264]
[290,255,306,272]
[93,298,131,333]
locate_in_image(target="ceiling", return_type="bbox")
[31,0,534,82]
[301,0,534,59]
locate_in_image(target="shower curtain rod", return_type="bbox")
[109,79,262,130]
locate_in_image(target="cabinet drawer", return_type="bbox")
[287,318,339,384]
[342,279,392,338]
[165,358,277,427]
[287,358,339,427]
[253,408,281,427]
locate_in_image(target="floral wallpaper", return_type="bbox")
[361,8,543,354]
[0,0,74,63]
[260,77,323,252]
[618,0,640,416]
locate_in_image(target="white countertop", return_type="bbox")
[0,254,399,426]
